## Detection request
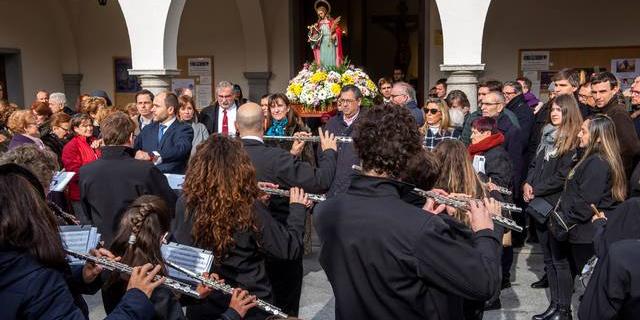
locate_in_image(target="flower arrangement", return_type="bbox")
[286,60,379,114]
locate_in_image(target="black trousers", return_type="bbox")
[544,228,573,306]
[570,243,594,279]
[265,257,303,316]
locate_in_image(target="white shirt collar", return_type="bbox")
[161,116,177,128]
[241,135,263,143]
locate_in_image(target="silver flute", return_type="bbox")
[482,182,513,196]
[260,187,327,202]
[64,249,201,298]
[412,188,523,232]
[263,135,353,143]
[165,260,289,319]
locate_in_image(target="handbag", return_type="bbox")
[547,199,576,241]
[526,197,553,224]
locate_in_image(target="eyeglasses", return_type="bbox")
[631,90,640,96]
[424,108,440,115]
[503,91,517,95]
[390,94,406,98]
[55,126,71,132]
[482,102,501,106]
[218,94,233,100]
[337,99,356,105]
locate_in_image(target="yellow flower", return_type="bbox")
[330,83,341,96]
[341,74,354,85]
[288,83,303,96]
[366,79,377,91]
[310,71,328,84]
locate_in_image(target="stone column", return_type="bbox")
[128,69,180,96]
[62,73,83,111]
[244,72,272,102]
[440,64,485,112]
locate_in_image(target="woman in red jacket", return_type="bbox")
[62,113,101,224]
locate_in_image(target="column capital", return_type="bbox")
[243,72,272,103]
[439,64,485,72]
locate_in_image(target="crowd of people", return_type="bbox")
[1,68,640,320]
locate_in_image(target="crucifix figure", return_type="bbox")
[371,0,419,74]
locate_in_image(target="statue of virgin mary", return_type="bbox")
[307,0,344,68]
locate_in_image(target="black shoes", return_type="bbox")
[531,273,549,288]
[532,303,557,320]
[544,305,572,320]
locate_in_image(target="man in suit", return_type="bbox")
[199,81,238,135]
[80,112,177,244]
[235,102,337,316]
[134,91,193,174]
[132,89,155,137]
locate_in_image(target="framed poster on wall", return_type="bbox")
[114,58,141,93]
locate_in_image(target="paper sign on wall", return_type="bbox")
[521,51,550,71]
[188,58,212,76]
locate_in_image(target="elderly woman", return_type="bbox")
[32,101,53,134]
[41,112,72,166]
[61,113,101,224]
[177,95,209,156]
[7,110,46,150]
[80,96,106,137]
[419,98,461,151]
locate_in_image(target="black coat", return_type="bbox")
[526,148,578,206]
[579,239,640,320]
[171,199,306,319]
[314,174,501,320]
[560,154,617,244]
[505,94,534,147]
[525,101,551,165]
[79,146,177,244]
[323,111,363,198]
[592,197,640,259]
[0,249,154,320]
[242,138,336,223]
[41,132,68,166]
[476,145,513,190]
[595,99,640,177]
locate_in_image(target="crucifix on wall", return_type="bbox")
[371,0,418,74]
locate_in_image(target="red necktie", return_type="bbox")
[222,110,229,135]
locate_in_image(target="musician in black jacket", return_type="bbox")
[79,112,177,244]
[171,135,309,320]
[234,102,337,316]
[523,94,582,320]
[579,239,640,320]
[314,104,501,320]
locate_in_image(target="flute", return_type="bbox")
[350,165,523,232]
[165,260,289,319]
[482,181,513,196]
[64,249,201,298]
[411,188,523,232]
[263,135,353,143]
[260,187,327,202]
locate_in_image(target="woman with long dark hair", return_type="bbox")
[172,135,308,320]
[549,114,626,319]
[0,163,162,320]
[525,94,582,320]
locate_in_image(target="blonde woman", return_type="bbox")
[420,98,460,151]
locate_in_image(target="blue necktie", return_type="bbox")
[158,124,166,144]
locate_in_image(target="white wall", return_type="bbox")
[482,0,640,81]
[0,1,65,105]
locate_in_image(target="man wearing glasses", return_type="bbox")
[199,81,239,135]
[324,85,364,198]
[390,82,424,127]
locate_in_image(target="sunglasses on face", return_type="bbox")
[424,108,440,115]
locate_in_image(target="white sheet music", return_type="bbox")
[164,174,185,190]
[60,225,101,265]
[162,242,214,283]
[50,171,75,192]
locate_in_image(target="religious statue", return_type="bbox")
[307,0,343,68]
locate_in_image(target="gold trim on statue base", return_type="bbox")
[291,103,337,118]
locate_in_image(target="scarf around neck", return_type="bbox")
[468,132,505,156]
[266,118,288,136]
[536,124,558,160]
